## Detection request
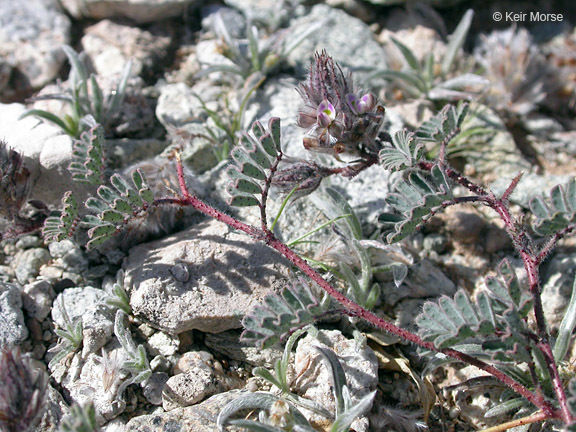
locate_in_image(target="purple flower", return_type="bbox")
[296,51,385,159]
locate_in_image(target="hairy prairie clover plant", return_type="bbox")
[41,51,576,430]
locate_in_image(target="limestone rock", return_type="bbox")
[0,282,28,346]
[59,0,197,24]
[293,330,378,431]
[123,219,290,334]
[0,0,70,97]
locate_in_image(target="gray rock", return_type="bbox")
[48,240,89,273]
[243,76,306,158]
[0,103,90,208]
[13,247,51,284]
[105,138,167,170]
[286,4,387,82]
[82,20,172,79]
[59,0,197,24]
[22,280,55,321]
[163,360,228,411]
[156,80,221,128]
[125,389,248,431]
[0,282,28,346]
[37,384,69,432]
[195,39,238,82]
[439,207,487,245]
[293,329,378,431]
[52,287,114,357]
[143,372,169,406]
[169,122,220,174]
[381,259,456,306]
[146,331,180,357]
[422,234,448,254]
[201,6,246,38]
[123,219,290,334]
[205,330,283,367]
[167,350,244,406]
[61,350,126,424]
[222,0,298,24]
[0,0,70,96]
[380,24,446,64]
[101,418,126,432]
[462,103,530,177]
[15,235,42,249]
[325,163,394,228]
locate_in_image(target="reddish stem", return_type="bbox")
[419,161,573,423]
[167,157,565,421]
[156,195,556,418]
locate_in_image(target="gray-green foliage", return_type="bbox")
[416,259,533,361]
[114,310,151,398]
[241,278,327,349]
[83,169,154,249]
[217,392,315,432]
[43,191,80,243]
[20,45,131,138]
[377,104,470,243]
[48,297,83,371]
[205,11,321,80]
[530,178,576,236]
[59,402,100,432]
[415,103,469,147]
[219,329,375,432]
[226,117,282,207]
[105,270,132,315]
[379,165,454,243]
[309,189,407,308]
[42,128,154,249]
[378,129,423,172]
[193,73,265,161]
[368,10,487,102]
[68,121,106,185]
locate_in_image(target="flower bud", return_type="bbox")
[271,158,328,200]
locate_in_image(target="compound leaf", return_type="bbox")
[227,118,283,208]
[530,178,576,236]
[380,164,453,243]
[379,129,423,172]
[42,191,79,243]
[241,278,327,349]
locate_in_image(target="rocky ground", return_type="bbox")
[1,0,576,431]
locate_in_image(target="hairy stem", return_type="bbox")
[536,224,576,266]
[259,150,284,231]
[419,161,572,422]
[491,200,571,421]
[269,234,556,417]
[167,161,556,417]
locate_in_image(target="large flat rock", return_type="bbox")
[123,219,289,334]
